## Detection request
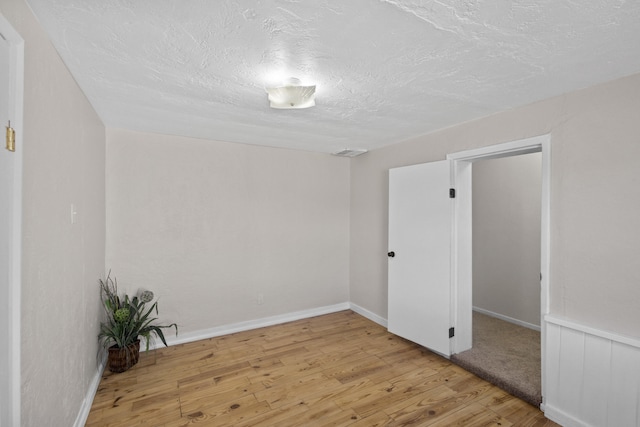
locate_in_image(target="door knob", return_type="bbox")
[387,251,395,258]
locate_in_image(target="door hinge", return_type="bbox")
[449,188,455,198]
[6,120,15,152]
[449,327,455,338]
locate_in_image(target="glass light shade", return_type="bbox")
[266,78,316,109]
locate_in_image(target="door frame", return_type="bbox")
[0,12,24,427]
[447,134,551,406]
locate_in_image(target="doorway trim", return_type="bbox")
[446,134,551,407]
[0,12,24,427]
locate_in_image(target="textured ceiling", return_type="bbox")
[26,0,640,153]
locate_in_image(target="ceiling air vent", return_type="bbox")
[332,149,368,158]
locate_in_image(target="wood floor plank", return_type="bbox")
[477,388,559,426]
[331,379,395,410]
[179,399,273,427]
[231,400,311,427]
[427,402,513,427]
[180,392,260,420]
[86,310,558,426]
[386,380,498,426]
[298,400,360,426]
[254,372,342,409]
[326,355,390,384]
[350,410,392,426]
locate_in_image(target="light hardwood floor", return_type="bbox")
[86,310,558,426]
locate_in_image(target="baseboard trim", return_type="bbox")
[349,303,388,328]
[151,302,351,349]
[544,403,592,427]
[73,358,106,427]
[473,306,540,332]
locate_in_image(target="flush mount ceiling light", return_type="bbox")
[266,77,316,109]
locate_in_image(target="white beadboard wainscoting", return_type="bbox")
[544,315,640,427]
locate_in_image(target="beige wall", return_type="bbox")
[350,72,640,339]
[3,1,640,422]
[106,129,350,335]
[0,1,106,426]
[472,153,542,327]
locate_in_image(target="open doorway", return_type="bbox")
[452,152,542,406]
[447,134,551,409]
[387,135,550,407]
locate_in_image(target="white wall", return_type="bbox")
[350,72,640,340]
[0,1,106,426]
[106,129,350,336]
[472,153,542,327]
[545,316,640,426]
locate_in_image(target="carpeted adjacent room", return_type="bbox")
[451,311,542,407]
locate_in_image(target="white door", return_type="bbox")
[388,160,452,356]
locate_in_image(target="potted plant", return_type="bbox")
[98,272,178,373]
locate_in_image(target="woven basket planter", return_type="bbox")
[107,340,140,373]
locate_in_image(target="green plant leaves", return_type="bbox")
[98,272,177,351]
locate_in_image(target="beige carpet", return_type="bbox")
[450,311,542,407]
